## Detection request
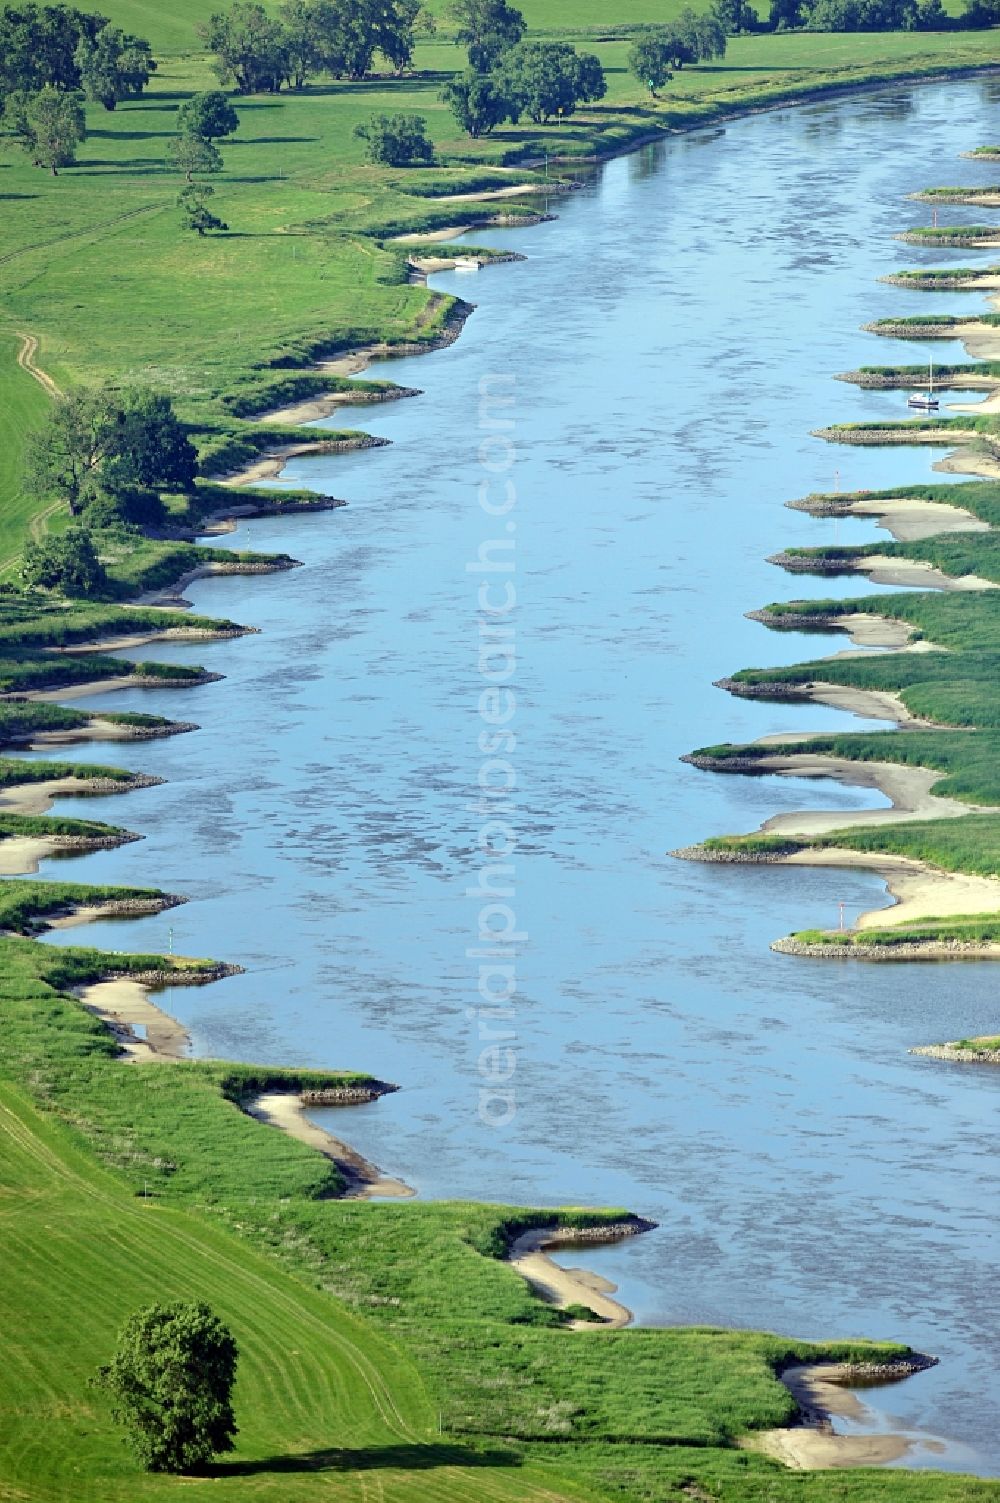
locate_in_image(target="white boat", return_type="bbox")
[907,361,939,410]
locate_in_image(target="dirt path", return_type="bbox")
[16,332,61,399]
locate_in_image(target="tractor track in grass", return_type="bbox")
[0,202,161,270]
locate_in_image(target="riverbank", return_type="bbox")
[506,1221,656,1329]
[746,1358,939,1470]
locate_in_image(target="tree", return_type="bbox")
[769,0,804,25]
[75,25,156,109]
[353,111,433,164]
[176,89,240,140]
[18,85,86,173]
[105,390,198,494]
[712,0,756,32]
[448,0,525,72]
[24,388,120,513]
[0,3,95,95]
[167,132,223,180]
[277,0,327,86]
[678,7,728,59]
[24,384,198,511]
[178,182,229,234]
[499,40,605,124]
[200,3,287,93]
[440,69,515,136]
[375,0,421,74]
[94,1303,238,1473]
[21,527,107,596]
[573,49,606,103]
[914,0,947,24]
[628,31,674,95]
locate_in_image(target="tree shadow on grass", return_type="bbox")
[211,1442,523,1478]
[89,127,178,140]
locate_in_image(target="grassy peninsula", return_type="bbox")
[6,1,1000,1500]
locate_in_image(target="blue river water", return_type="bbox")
[32,76,1000,1471]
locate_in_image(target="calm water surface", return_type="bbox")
[36,78,1000,1471]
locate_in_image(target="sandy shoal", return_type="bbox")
[844,495,989,541]
[390,225,468,245]
[76,978,190,1062]
[848,555,995,591]
[740,1364,949,1470]
[53,628,219,654]
[429,181,551,204]
[784,848,1000,928]
[0,775,110,816]
[805,682,938,727]
[760,755,982,839]
[744,1426,911,1469]
[507,1230,632,1329]
[245,1092,412,1199]
[0,836,60,876]
[23,676,142,703]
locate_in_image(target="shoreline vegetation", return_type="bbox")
[5,19,1000,1503]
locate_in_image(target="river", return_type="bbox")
[34,76,1000,1472]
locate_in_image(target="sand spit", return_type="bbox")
[849,555,991,591]
[785,848,1000,930]
[0,772,161,817]
[787,492,989,541]
[757,755,981,840]
[507,1220,656,1329]
[745,1358,939,1470]
[677,753,1000,935]
[245,1092,412,1199]
[76,977,192,1061]
[718,672,936,729]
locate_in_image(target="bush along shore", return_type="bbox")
[9,37,1000,1503]
[680,157,1000,981]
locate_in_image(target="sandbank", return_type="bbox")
[76,977,191,1062]
[759,755,982,840]
[845,555,994,591]
[743,1362,948,1470]
[0,775,141,816]
[838,495,988,541]
[507,1228,634,1329]
[0,836,64,877]
[245,1091,412,1199]
[784,848,1000,928]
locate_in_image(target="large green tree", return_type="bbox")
[201,2,287,93]
[95,1302,238,1473]
[448,0,525,71]
[17,84,86,172]
[75,25,155,109]
[628,31,674,95]
[440,68,516,136]
[176,89,240,140]
[0,3,93,94]
[167,131,223,180]
[499,40,605,124]
[24,385,197,511]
